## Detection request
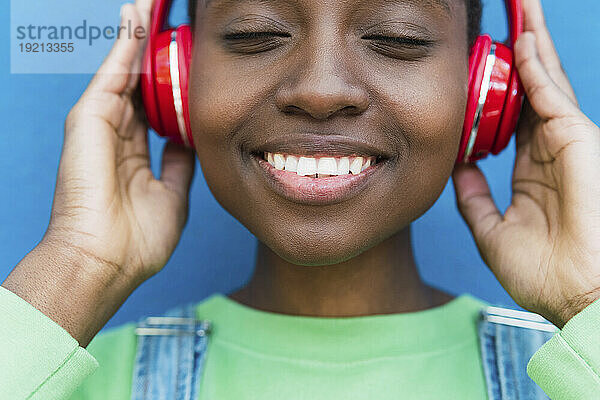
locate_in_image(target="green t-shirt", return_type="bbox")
[1,285,600,399]
[75,293,489,399]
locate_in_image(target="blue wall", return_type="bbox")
[1,0,599,330]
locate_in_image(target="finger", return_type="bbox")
[125,0,155,92]
[514,99,536,151]
[160,142,196,201]
[116,94,151,156]
[522,0,578,103]
[85,3,146,96]
[514,32,579,120]
[452,163,503,248]
[135,0,155,30]
[65,83,145,150]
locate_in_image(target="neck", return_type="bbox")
[228,225,454,317]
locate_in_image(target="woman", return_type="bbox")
[1,0,599,398]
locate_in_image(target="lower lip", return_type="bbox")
[252,154,386,206]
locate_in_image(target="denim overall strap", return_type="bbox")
[478,306,557,400]
[131,303,211,400]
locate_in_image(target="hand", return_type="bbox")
[452,0,600,328]
[47,0,195,283]
[2,0,195,346]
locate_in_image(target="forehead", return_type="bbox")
[201,0,456,18]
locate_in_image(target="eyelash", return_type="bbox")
[222,31,291,54]
[361,34,434,47]
[222,31,434,57]
[223,31,291,41]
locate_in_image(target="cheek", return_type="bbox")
[371,58,468,159]
[188,40,287,151]
[401,71,466,197]
[188,43,273,210]
[365,54,469,216]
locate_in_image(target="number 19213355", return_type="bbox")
[19,42,74,53]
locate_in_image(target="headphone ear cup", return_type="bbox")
[474,42,515,160]
[154,29,182,144]
[458,35,492,165]
[491,46,524,155]
[142,29,177,141]
[176,24,194,148]
[458,36,517,164]
[141,28,164,137]
[141,25,194,148]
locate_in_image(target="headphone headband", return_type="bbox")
[151,0,174,37]
[506,0,524,47]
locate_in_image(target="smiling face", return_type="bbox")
[188,0,470,266]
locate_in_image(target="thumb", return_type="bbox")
[160,141,196,201]
[452,163,503,246]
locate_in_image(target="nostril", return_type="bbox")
[278,98,368,120]
[281,105,304,115]
[340,105,360,115]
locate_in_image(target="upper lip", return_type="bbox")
[249,134,394,159]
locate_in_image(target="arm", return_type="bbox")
[0,285,98,400]
[453,0,600,396]
[527,297,600,399]
[0,0,195,397]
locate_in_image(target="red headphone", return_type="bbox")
[141,0,524,165]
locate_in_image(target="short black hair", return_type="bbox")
[188,0,483,47]
[465,0,483,46]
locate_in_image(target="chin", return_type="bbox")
[253,219,399,267]
[267,239,368,267]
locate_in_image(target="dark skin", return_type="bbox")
[190,0,468,315]
[3,0,599,348]
[232,227,454,316]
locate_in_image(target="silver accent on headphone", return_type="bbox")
[464,45,497,163]
[169,31,190,147]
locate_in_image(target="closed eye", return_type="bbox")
[223,31,291,40]
[361,34,436,60]
[361,34,434,47]
[221,31,292,54]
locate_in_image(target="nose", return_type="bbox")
[275,40,370,120]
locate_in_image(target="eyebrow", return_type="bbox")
[421,0,451,15]
[203,0,453,17]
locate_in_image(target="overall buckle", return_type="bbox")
[481,306,558,333]
[134,316,212,337]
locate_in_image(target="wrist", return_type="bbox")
[554,287,600,329]
[2,238,141,347]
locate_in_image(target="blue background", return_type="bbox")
[1,0,599,331]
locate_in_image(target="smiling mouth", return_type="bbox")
[249,150,389,206]
[245,133,392,205]
[257,151,384,178]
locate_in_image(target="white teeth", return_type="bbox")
[337,157,350,175]
[296,157,317,176]
[284,155,298,172]
[263,153,378,177]
[361,158,371,172]
[274,153,286,170]
[349,157,363,175]
[317,158,338,175]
